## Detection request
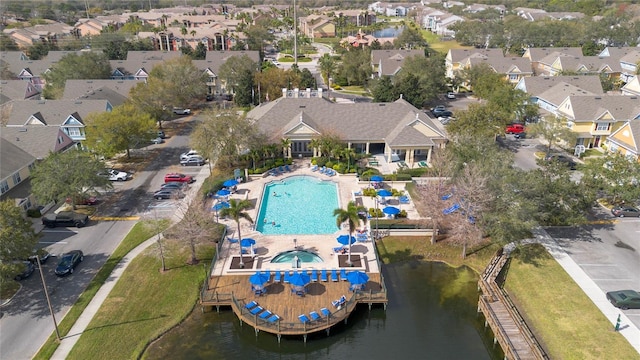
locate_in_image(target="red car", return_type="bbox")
[505,123,526,134]
[164,173,194,183]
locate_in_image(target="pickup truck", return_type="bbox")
[42,211,89,228]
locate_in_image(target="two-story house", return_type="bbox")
[299,15,335,39]
[605,120,640,161]
[371,49,424,78]
[0,138,37,211]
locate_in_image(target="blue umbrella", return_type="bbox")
[377,189,393,197]
[223,179,238,187]
[336,234,356,245]
[240,238,256,247]
[346,271,369,285]
[211,201,230,211]
[370,175,384,182]
[249,272,269,286]
[216,189,231,197]
[382,206,400,215]
[289,272,311,287]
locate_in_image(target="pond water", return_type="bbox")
[373,26,405,38]
[143,262,503,359]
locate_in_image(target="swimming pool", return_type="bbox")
[270,250,324,263]
[256,176,339,235]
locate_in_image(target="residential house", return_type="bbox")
[1,50,84,90]
[196,51,260,96]
[1,126,75,160]
[2,22,74,49]
[535,83,600,115]
[419,8,464,37]
[521,47,583,76]
[247,90,448,167]
[333,10,376,26]
[62,79,144,107]
[73,17,123,37]
[368,2,413,17]
[605,120,640,161]
[5,99,112,144]
[598,46,640,83]
[621,76,640,97]
[547,55,621,79]
[299,15,336,39]
[445,48,504,79]
[463,4,506,15]
[555,95,640,149]
[515,75,604,109]
[341,30,394,48]
[0,80,42,105]
[371,49,424,78]
[466,56,533,84]
[109,51,183,80]
[0,138,37,211]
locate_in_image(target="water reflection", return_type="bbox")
[144,262,503,359]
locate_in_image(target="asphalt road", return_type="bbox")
[0,116,199,360]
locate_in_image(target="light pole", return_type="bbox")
[293,0,298,67]
[36,256,60,340]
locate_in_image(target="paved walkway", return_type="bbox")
[533,227,640,354]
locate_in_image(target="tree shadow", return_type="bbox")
[74,314,169,336]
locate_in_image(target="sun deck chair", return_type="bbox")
[259,310,273,320]
[285,164,292,172]
[321,269,328,282]
[279,165,285,173]
[249,306,264,315]
[331,269,339,282]
[418,161,428,168]
[340,268,348,281]
[311,164,318,171]
[245,300,258,310]
[321,307,331,317]
[274,271,282,283]
[267,314,280,323]
[309,311,321,322]
[311,269,319,282]
[399,195,410,204]
[299,314,311,324]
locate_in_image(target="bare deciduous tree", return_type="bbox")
[166,196,218,265]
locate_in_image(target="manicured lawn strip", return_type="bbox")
[505,245,637,360]
[67,245,212,359]
[33,220,169,360]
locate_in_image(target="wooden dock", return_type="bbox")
[477,252,549,360]
[201,272,388,341]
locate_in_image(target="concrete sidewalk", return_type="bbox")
[533,227,640,355]
[50,165,210,359]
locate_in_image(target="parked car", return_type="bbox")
[153,188,185,200]
[160,181,188,190]
[14,261,35,280]
[505,123,526,134]
[446,92,456,99]
[66,195,98,206]
[157,130,166,139]
[180,150,200,161]
[98,168,131,181]
[164,173,194,183]
[606,290,640,310]
[42,211,89,228]
[29,248,50,264]
[151,137,164,144]
[172,107,191,115]
[544,154,577,170]
[180,156,206,166]
[271,60,281,67]
[435,110,453,118]
[55,250,84,276]
[611,206,640,218]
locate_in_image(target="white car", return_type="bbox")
[172,108,191,115]
[271,60,281,67]
[180,150,199,161]
[99,169,131,181]
[446,92,456,99]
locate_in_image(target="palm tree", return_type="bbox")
[318,54,336,86]
[219,199,253,268]
[334,201,365,266]
[309,138,320,157]
[281,138,291,159]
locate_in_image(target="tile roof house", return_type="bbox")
[247,90,448,167]
[556,95,640,149]
[605,120,640,161]
[2,22,75,49]
[0,137,37,211]
[371,49,424,77]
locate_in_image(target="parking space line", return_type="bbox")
[591,278,633,281]
[579,264,617,266]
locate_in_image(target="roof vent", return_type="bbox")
[19,128,27,132]
[379,104,386,106]
[594,97,601,100]
[299,105,306,108]
[630,96,637,100]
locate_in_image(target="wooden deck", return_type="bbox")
[201,272,387,338]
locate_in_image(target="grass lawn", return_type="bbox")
[66,243,213,359]
[505,244,637,359]
[34,220,169,360]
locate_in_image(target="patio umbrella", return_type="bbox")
[377,189,393,197]
[216,189,231,197]
[346,271,369,285]
[249,272,270,286]
[223,179,239,188]
[370,175,383,182]
[240,238,256,247]
[289,272,311,287]
[336,234,356,245]
[211,201,230,211]
[383,206,401,215]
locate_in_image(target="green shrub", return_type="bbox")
[399,168,427,177]
[397,210,407,218]
[363,188,377,197]
[368,208,383,218]
[27,208,42,218]
[325,160,335,169]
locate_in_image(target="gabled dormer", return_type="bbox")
[25,112,47,126]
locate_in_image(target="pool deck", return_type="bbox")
[201,161,420,339]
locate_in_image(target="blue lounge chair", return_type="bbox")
[311,269,319,282]
[331,269,339,282]
[250,306,264,315]
[320,307,331,317]
[399,195,410,204]
[319,166,326,174]
[321,269,328,282]
[299,314,311,324]
[278,165,285,173]
[274,271,282,283]
[340,269,348,281]
[333,246,345,253]
[245,300,258,310]
[285,164,292,172]
[262,270,271,282]
[283,271,291,283]
[328,169,335,176]
[267,314,280,323]
[309,311,321,322]
[339,295,347,304]
[259,310,273,320]
[311,164,318,171]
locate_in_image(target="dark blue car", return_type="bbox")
[55,250,84,276]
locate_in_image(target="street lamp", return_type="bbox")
[36,256,60,340]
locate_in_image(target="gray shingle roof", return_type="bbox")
[62,79,143,99]
[6,99,110,127]
[1,126,75,159]
[537,83,598,108]
[518,75,603,95]
[560,95,640,122]
[0,137,35,179]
